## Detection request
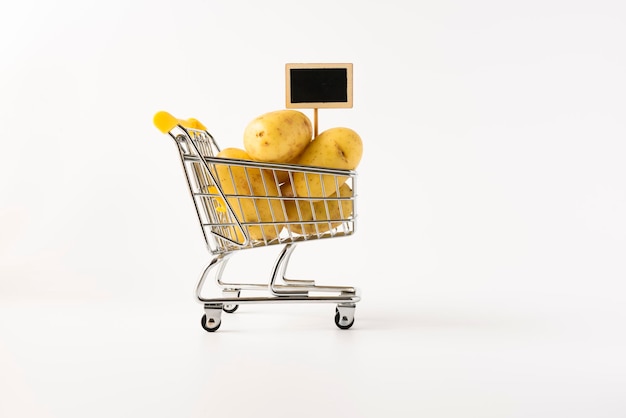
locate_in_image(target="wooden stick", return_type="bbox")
[314,108,318,137]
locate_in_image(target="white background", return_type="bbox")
[1,0,625,416]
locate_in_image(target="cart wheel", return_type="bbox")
[334,310,355,330]
[223,304,239,314]
[222,289,240,313]
[201,314,221,332]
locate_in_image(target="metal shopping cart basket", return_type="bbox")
[153,111,361,332]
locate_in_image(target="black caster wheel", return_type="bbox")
[223,304,239,314]
[222,290,240,313]
[201,314,221,332]
[335,310,355,330]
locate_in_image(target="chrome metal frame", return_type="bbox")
[162,122,361,331]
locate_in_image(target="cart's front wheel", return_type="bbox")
[334,310,355,330]
[201,314,221,332]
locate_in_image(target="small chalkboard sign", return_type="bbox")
[285,63,353,109]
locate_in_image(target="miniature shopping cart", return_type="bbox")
[153,111,361,332]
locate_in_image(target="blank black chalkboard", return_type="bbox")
[285,63,353,109]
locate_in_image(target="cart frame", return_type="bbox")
[154,112,361,331]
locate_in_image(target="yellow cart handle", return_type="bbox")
[153,110,207,133]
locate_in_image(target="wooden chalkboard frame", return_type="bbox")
[285,63,353,109]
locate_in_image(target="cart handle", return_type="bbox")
[153,110,207,133]
[153,110,250,247]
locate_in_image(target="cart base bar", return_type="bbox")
[198,292,361,305]
[195,244,361,331]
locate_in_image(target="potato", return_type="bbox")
[283,183,354,236]
[214,148,285,242]
[292,127,363,198]
[243,109,312,163]
[279,178,296,198]
[273,155,300,185]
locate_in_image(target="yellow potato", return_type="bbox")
[284,183,353,236]
[279,178,296,198]
[272,155,299,185]
[292,127,362,198]
[214,148,285,242]
[243,109,312,163]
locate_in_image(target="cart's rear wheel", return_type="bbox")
[222,289,240,313]
[334,310,355,330]
[201,314,221,332]
[223,304,239,313]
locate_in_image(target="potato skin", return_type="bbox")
[243,110,312,163]
[283,183,353,235]
[292,127,362,198]
[214,148,285,242]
